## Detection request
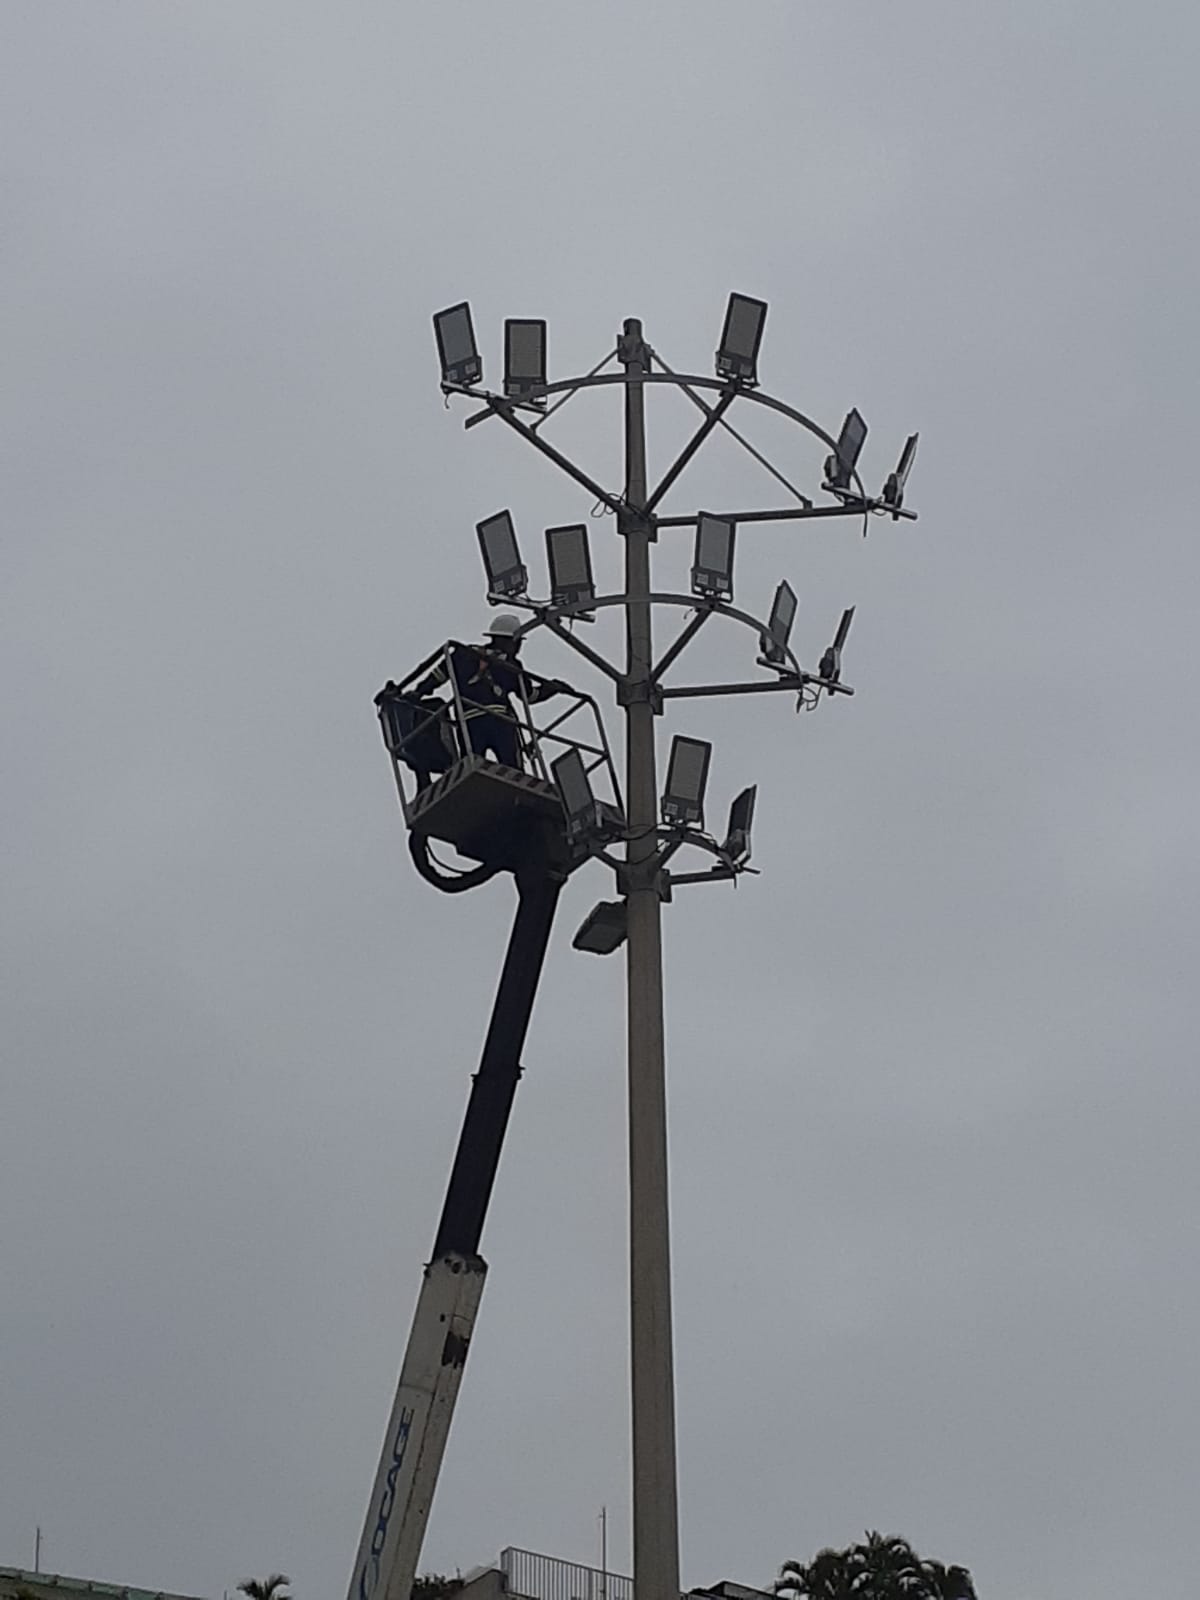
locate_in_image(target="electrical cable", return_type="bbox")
[408,830,498,894]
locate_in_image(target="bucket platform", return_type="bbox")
[376,640,623,870]
[405,754,564,862]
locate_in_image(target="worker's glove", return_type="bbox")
[545,679,571,696]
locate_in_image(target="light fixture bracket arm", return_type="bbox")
[663,866,738,889]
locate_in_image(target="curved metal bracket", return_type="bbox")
[595,824,748,895]
[449,369,873,509]
[509,591,805,681]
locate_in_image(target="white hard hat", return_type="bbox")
[485,613,523,639]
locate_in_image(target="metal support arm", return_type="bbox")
[486,398,624,514]
[644,387,736,514]
[661,677,854,700]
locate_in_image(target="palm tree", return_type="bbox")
[777,1545,859,1600]
[776,1534,975,1600]
[237,1576,291,1600]
[920,1562,976,1600]
[855,1532,925,1597]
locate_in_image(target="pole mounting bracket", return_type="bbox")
[617,505,658,543]
[615,861,671,898]
[617,677,664,714]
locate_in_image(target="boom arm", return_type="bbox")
[348,870,563,1600]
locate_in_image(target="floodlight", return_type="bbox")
[691,514,736,601]
[761,579,798,665]
[824,408,868,490]
[552,748,602,839]
[722,785,757,864]
[715,293,768,386]
[882,432,919,514]
[818,606,855,683]
[504,319,547,400]
[661,735,712,828]
[476,510,528,599]
[573,900,628,955]
[433,301,482,387]
[545,523,595,611]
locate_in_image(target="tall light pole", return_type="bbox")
[428,293,919,1600]
[619,318,681,1600]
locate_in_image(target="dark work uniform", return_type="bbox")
[423,644,558,769]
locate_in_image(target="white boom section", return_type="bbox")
[348,1251,487,1600]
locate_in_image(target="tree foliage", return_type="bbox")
[412,1578,464,1600]
[237,1576,292,1600]
[230,1566,464,1600]
[776,1533,975,1600]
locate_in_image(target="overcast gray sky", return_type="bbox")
[4,6,1198,1599]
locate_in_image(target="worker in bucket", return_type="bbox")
[418,614,568,769]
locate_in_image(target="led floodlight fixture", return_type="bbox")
[819,606,856,683]
[504,318,547,400]
[661,735,712,828]
[573,899,629,955]
[715,293,768,385]
[433,302,482,387]
[691,514,737,602]
[545,523,595,611]
[825,408,868,491]
[883,432,919,515]
[722,785,757,864]
[476,510,528,599]
[762,579,798,665]
[552,748,602,839]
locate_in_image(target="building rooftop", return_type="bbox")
[2,1543,774,1600]
[0,1569,208,1600]
[465,1546,773,1600]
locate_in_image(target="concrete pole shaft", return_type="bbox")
[620,318,682,1600]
